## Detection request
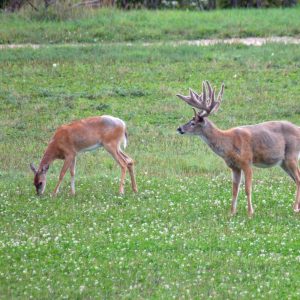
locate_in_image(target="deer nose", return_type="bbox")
[177,127,184,134]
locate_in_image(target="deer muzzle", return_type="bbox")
[177,127,184,134]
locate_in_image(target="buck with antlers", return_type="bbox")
[30,115,138,196]
[177,81,300,216]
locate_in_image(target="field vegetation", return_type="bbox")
[0,6,300,43]
[1,7,300,299]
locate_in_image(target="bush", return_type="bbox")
[1,0,297,12]
[217,0,297,7]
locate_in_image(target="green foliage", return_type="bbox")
[217,0,296,8]
[0,7,300,43]
[19,2,100,21]
[0,0,7,8]
[1,41,300,298]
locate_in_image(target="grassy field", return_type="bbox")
[1,40,300,298]
[0,7,300,299]
[0,6,300,44]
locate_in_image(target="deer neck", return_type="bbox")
[199,119,229,158]
[38,144,55,172]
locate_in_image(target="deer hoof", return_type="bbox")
[231,207,237,215]
[248,210,254,218]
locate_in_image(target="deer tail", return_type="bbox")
[123,130,128,149]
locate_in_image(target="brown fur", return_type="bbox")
[177,81,300,216]
[30,115,138,195]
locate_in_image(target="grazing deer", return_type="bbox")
[177,81,300,216]
[30,115,138,196]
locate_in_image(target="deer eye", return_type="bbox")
[191,121,195,126]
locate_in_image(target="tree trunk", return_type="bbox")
[7,0,24,11]
[208,0,216,9]
[231,0,238,8]
[256,0,261,7]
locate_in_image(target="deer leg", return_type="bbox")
[104,144,127,195]
[119,150,138,193]
[69,157,76,195]
[231,168,242,215]
[281,160,300,212]
[243,166,254,217]
[53,156,74,196]
[280,162,296,182]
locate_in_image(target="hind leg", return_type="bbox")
[104,143,128,194]
[69,158,76,195]
[119,150,138,193]
[281,160,300,212]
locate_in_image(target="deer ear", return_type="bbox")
[41,164,49,174]
[30,163,37,174]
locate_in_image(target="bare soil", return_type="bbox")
[1,37,300,49]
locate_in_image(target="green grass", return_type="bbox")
[0,6,300,44]
[1,42,300,298]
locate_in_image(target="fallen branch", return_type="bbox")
[72,0,101,7]
[26,0,38,11]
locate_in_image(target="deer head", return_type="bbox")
[30,163,49,195]
[176,81,224,135]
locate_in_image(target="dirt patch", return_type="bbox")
[1,37,300,49]
[175,37,300,46]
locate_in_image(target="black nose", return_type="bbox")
[177,127,184,134]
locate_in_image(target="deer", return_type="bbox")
[177,80,300,216]
[30,115,138,196]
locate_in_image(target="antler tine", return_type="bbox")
[192,86,212,114]
[176,93,190,102]
[204,80,214,109]
[184,83,208,117]
[177,81,225,116]
[205,80,213,99]
[176,88,203,109]
[209,83,225,114]
[202,81,207,102]
[217,83,225,103]
[190,88,200,102]
[176,93,196,108]
[191,89,211,112]
[211,88,215,106]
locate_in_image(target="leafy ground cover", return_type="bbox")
[1,43,300,298]
[0,6,300,44]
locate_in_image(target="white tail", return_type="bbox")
[123,131,128,149]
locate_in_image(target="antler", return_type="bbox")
[177,81,225,117]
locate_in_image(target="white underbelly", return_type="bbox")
[253,160,282,168]
[79,143,102,153]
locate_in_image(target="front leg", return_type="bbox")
[243,166,254,217]
[53,156,74,196]
[231,168,242,216]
